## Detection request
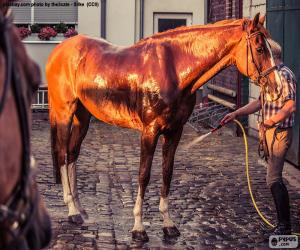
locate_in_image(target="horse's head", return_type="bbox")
[233,13,282,100]
[0,167,52,250]
[21,162,52,250]
[0,8,51,249]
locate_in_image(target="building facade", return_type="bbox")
[13,0,206,84]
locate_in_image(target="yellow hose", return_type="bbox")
[233,119,300,236]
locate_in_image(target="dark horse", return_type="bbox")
[0,2,51,249]
[47,13,282,241]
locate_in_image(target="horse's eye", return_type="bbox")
[256,47,264,54]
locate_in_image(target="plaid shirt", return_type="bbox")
[262,66,297,128]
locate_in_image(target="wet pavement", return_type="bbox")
[31,118,300,249]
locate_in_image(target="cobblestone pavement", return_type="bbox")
[31,118,300,249]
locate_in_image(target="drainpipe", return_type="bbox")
[207,0,211,23]
[139,0,144,39]
[236,0,243,136]
[237,0,243,109]
[101,0,106,38]
[238,0,242,19]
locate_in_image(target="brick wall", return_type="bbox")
[208,0,240,21]
[207,0,243,104]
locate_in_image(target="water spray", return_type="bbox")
[184,123,224,149]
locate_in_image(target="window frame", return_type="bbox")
[12,0,78,25]
[153,12,193,34]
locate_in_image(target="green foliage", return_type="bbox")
[30,23,41,33]
[54,22,68,33]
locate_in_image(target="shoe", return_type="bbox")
[271,223,291,235]
[270,181,291,235]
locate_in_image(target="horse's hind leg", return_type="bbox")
[160,127,183,238]
[67,102,91,221]
[50,101,83,224]
[132,126,159,242]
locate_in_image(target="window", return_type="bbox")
[11,0,78,24]
[158,18,187,33]
[154,13,192,33]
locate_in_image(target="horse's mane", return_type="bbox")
[137,18,246,45]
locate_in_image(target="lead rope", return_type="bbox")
[257,88,270,161]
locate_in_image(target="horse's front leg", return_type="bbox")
[132,126,159,242]
[160,127,183,238]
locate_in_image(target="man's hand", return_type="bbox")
[220,111,237,125]
[263,118,276,128]
[220,100,261,125]
[267,100,296,126]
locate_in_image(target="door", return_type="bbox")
[267,0,300,166]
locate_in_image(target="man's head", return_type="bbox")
[267,39,282,63]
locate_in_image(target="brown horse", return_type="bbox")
[0,3,51,249]
[47,13,281,241]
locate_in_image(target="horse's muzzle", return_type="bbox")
[26,211,52,250]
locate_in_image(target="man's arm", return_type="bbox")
[221,99,261,124]
[264,100,296,127]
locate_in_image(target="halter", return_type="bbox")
[246,30,282,88]
[0,9,38,246]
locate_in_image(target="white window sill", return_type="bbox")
[23,40,63,44]
[22,33,65,44]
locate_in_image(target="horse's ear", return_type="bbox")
[242,20,247,30]
[251,13,260,30]
[259,14,266,25]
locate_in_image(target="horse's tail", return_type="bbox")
[49,110,61,184]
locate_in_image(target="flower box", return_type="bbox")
[18,23,77,42]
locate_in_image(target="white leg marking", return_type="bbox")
[60,164,80,216]
[159,197,175,228]
[132,187,145,232]
[68,162,87,217]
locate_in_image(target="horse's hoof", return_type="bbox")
[132,230,149,242]
[68,214,84,225]
[163,226,180,238]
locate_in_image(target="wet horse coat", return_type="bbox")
[47,14,280,241]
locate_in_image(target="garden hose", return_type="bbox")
[233,119,300,236]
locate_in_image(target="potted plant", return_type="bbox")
[18,26,31,40]
[38,26,57,41]
[64,27,78,38]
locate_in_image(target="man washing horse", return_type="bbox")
[47,12,284,241]
[222,40,296,235]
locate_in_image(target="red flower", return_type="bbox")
[38,26,57,41]
[64,28,78,38]
[18,27,31,40]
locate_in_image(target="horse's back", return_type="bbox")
[46,35,110,106]
[46,34,108,78]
